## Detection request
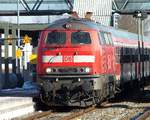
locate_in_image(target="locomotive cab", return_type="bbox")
[37,29,99,75]
[37,18,116,106]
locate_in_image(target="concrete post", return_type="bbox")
[4,24,9,87]
[12,26,16,74]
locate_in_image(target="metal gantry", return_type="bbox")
[0,0,73,16]
[20,0,45,11]
[113,0,150,14]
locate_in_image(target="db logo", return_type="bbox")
[63,56,73,62]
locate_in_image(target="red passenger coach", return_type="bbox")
[37,17,150,106]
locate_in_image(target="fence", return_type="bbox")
[0,35,33,89]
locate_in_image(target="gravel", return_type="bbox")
[73,102,150,120]
[17,86,150,120]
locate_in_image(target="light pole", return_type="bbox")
[17,0,20,46]
[113,13,120,28]
[133,11,147,90]
[17,0,20,73]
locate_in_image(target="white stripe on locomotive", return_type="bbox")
[42,55,95,63]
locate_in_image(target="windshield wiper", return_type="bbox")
[49,55,58,63]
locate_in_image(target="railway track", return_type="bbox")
[19,101,109,120]
[16,102,150,120]
[22,110,54,120]
[15,85,150,120]
[61,106,96,120]
[20,106,97,120]
[130,86,150,120]
[131,108,150,120]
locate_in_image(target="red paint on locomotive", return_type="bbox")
[37,30,101,75]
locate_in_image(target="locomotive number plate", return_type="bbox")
[63,56,73,62]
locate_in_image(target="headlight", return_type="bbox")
[79,67,91,73]
[84,67,91,73]
[45,68,52,74]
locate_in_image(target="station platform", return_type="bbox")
[0,81,40,97]
[0,81,40,119]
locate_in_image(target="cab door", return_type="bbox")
[100,32,115,75]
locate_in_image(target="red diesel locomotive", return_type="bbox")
[37,17,150,106]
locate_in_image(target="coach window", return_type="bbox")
[135,48,139,60]
[71,31,91,44]
[147,48,149,60]
[148,49,150,58]
[149,49,150,59]
[126,48,130,55]
[46,31,66,44]
[145,48,147,55]
[123,47,126,55]
[132,48,135,55]
[145,48,148,60]
[146,48,149,61]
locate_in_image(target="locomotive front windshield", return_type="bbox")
[45,31,91,45]
[71,31,91,44]
[46,31,66,44]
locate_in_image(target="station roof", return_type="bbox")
[0,0,150,15]
[0,0,74,24]
[0,0,74,16]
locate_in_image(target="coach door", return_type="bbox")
[99,32,115,74]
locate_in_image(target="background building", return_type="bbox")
[144,16,150,36]
[113,0,150,36]
[117,15,138,33]
[0,0,113,26]
[73,0,112,26]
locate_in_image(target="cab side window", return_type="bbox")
[99,32,113,45]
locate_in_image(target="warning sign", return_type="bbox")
[16,48,22,58]
[23,35,30,44]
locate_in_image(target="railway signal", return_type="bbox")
[29,54,37,64]
[23,35,30,44]
[16,48,22,58]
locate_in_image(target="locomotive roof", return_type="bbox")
[47,17,150,42]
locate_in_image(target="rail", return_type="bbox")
[61,106,96,120]
[131,108,150,120]
[22,110,53,120]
